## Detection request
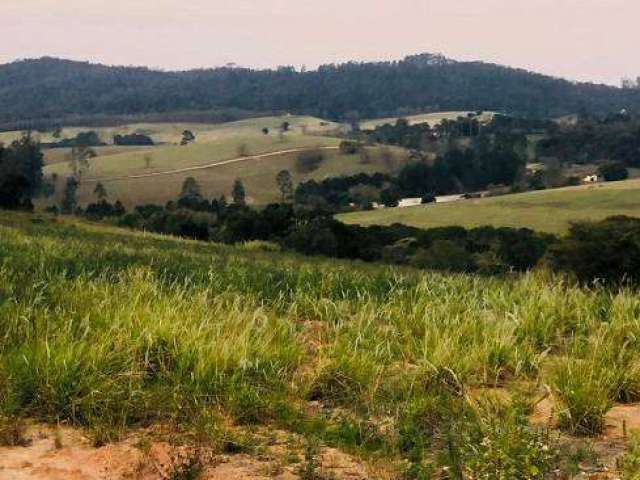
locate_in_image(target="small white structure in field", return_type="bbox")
[398,198,423,208]
[583,175,600,183]
[435,194,464,204]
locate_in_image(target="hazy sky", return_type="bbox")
[1,0,637,85]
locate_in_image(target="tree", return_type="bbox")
[275,170,294,202]
[280,121,290,133]
[180,176,202,199]
[60,176,79,214]
[232,178,246,205]
[262,127,270,135]
[0,133,44,209]
[68,145,95,180]
[94,182,108,201]
[181,130,196,145]
[598,162,629,182]
[348,184,380,209]
[346,111,360,132]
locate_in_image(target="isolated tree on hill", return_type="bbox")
[280,121,290,133]
[69,146,96,180]
[181,130,196,145]
[232,178,246,205]
[0,133,44,210]
[60,177,79,214]
[276,170,294,202]
[94,182,108,201]
[262,127,269,135]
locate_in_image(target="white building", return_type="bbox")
[583,175,600,183]
[398,198,423,208]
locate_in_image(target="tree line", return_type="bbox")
[3,135,640,285]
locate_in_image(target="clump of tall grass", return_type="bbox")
[551,356,614,435]
[621,432,640,479]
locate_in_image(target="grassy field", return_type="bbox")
[0,115,343,145]
[42,136,408,207]
[339,179,640,234]
[71,146,407,207]
[360,111,496,130]
[42,145,156,165]
[0,211,639,477]
[30,115,408,207]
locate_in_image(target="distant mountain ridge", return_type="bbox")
[1,53,639,130]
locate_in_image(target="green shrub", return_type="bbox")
[410,240,475,272]
[296,149,326,173]
[598,161,629,182]
[622,432,640,479]
[445,399,557,480]
[547,216,640,286]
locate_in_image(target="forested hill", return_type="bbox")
[1,53,639,129]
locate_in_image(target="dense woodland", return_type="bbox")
[538,112,640,167]
[2,54,640,129]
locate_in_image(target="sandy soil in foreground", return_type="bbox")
[0,424,369,480]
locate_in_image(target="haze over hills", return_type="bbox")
[2,53,640,130]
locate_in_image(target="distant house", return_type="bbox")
[583,174,600,183]
[435,194,465,204]
[398,198,423,208]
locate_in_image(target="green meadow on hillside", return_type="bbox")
[0,115,343,145]
[339,179,640,234]
[9,115,408,206]
[1,211,640,476]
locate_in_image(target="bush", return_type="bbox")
[449,402,557,479]
[296,149,325,173]
[339,140,362,155]
[410,240,475,272]
[598,161,628,182]
[113,133,154,146]
[547,216,640,286]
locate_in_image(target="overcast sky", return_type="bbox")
[1,0,637,85]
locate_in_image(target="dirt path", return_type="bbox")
[84,146,340,184]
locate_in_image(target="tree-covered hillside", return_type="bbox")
[2,53,640,129]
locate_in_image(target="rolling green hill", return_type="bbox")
[30,116,407,207]
[339,179,640,233]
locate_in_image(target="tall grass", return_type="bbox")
[1,212,640,474]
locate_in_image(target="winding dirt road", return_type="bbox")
[84,146,340,183]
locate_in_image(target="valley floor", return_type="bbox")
[339,178,640,234]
